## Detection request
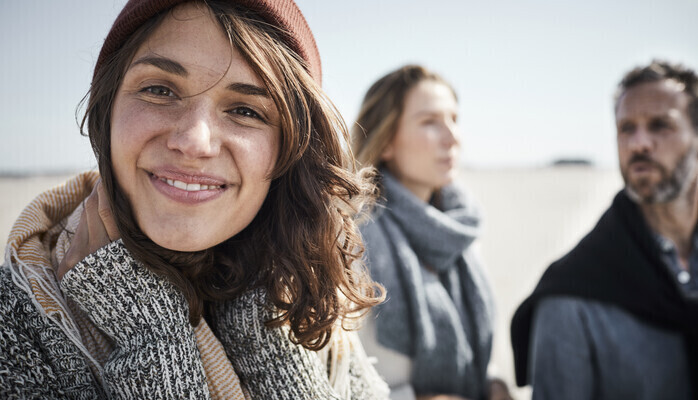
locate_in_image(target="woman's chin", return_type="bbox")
[146,232,219,253]
[136,217,236,253]
[156,240,208,253]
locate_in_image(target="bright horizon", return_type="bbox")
[2,0,697,174]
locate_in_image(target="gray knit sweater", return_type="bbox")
[0,240,386,399]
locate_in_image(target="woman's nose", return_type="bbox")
[442,119,460,147]
[167,105,221,159]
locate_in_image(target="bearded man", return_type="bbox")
[511,60,698,400]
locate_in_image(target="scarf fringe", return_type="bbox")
[317,328,390,400]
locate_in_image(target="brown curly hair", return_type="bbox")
[80,0,383,350]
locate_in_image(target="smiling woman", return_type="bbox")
[0,1,388,399]
[109,6,280,253]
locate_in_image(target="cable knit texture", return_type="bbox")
[1,239,389,399]
[0,268,99,400]
[60,240,209,399]
[211,288,389,399]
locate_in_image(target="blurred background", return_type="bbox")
[2,0,698,173]
[1,0,697,398]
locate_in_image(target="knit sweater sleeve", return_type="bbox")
[60,239,210,400]
[211,289,342,400]
[0,267,101,399]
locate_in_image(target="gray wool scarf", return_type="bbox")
[362,170,495,399]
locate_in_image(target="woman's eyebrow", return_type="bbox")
[131,55,188,76]
[414,110,445,118]
[227,82,269,98]
[130,55,268,98]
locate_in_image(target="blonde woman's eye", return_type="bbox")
[141,85,175,97]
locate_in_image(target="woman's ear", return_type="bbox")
[380,142,394,162]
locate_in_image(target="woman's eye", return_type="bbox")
[229,106,261,120]
[141,85,175,97]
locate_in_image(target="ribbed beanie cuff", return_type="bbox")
[95,0,321,84]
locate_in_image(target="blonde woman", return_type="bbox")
[353,65,505,400]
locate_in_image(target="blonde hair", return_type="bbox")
[351,64,457,168]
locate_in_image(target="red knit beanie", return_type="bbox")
[95,0,322,84]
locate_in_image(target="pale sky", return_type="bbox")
[2,0,697,174]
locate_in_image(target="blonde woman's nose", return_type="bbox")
[442,119,460,147]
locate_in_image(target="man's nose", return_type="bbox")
[627,127,653,154]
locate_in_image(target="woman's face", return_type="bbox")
[110,3,280,251]
[381,80,460,202]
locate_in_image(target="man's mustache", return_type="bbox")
[628,154,659,167]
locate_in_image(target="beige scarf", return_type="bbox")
[5,171,246,399]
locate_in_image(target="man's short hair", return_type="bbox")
[614,60,698,132]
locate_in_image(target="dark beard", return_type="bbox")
[623,146,697,204]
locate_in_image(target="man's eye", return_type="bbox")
[142,86,175,97]
[618,123,634,133]
[649,120,669,132]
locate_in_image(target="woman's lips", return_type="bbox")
[159,177,222,191]
[147,169,229,204]
[438,157,455,169]
[148,167,229,186]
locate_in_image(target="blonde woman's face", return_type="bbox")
[110,3,280,251]
[381,80,460,202]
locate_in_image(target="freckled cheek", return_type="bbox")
[110,104,135,176]
[227,135,279,179]
[112,102,173,156]
[257,139,279,176]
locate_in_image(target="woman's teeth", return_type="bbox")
[161,178,221,191]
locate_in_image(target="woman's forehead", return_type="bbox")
[130,3,263,88]
[403,80,458,116]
